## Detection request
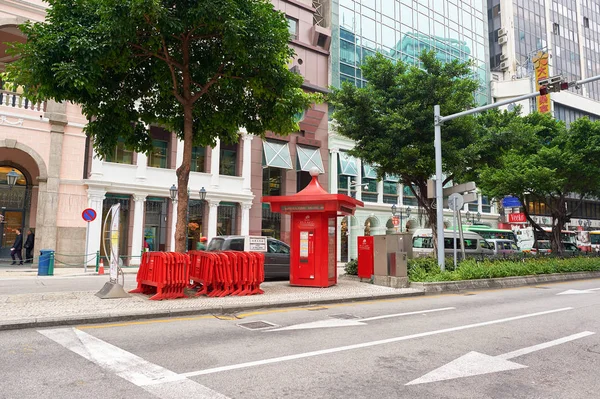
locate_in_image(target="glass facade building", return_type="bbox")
[332,0,491,104]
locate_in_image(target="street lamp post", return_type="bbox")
[170,185,208,251]
[465,211,481,225]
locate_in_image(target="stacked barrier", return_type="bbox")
[188,250,265,297]
[129,252,189,300]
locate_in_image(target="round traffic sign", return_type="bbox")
[448,193,464,211]
[82,208,97,222]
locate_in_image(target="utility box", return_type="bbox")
[389,251,408,277]
[357,236,374,279]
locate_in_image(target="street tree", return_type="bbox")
[328,51,480,251]
[7,0,317,252]
[476,113,600,253]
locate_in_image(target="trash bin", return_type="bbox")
[38,249,55,276]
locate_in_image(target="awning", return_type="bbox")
[363,163,378,179]
[385,174,400,182]
[338,152,358,176]
[263,141,293,169]
[296,145,324,173]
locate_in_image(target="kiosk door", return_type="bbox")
[298,230,315,279]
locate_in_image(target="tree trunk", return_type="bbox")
[174,103,193,253]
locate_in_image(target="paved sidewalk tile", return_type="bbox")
[0,278,422,330]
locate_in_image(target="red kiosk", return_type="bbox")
[263,168,363,287]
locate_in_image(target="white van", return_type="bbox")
[412,229,493,258]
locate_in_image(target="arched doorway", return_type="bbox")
[0,166,30,261]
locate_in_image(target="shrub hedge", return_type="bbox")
[408,256,600,282]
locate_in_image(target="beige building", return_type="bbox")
[1,0,331,265]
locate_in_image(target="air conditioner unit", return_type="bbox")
[500,53,509,62]
[498,28,508,37]
[499,61,509,70]
[498,36,509,45]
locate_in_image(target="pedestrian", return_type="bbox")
[196,236,207,251]
[10,228,23,265]
[24,229,35,263]
[144,239,150,252]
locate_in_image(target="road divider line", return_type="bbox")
[182,307,573,377]
[39,327,230,399]
[360,307,455,321]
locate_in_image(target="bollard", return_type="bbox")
[95,251,100,272]
[48,252,55,276]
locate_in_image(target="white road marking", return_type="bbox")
[269,307,456,331]
[182,307,572,377]
[360,307,456,322]
[497,331,595,360]
[39,328,230,399]
[557,288,600,295]
[406,331,595,385]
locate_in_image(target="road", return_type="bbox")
[2,278,600,398]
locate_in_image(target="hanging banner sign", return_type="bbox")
[533,51,551,113]
[508,213,527,224]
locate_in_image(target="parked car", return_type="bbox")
[412,229,494,258]
[486,239,520,256]
[206,235,290,279]
[525,240,580,256]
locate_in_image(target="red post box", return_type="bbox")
[357,236,374,279]
[263,168,364,287]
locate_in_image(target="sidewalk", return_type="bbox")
[0,271,423,331]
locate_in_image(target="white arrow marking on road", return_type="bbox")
[557,288,600,295]
[406,331,595,386]
[269,307,456,331]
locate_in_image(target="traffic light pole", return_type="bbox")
[434,73,600,271]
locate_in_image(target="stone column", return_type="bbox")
[136,152,148,183]
[169,199,178,252]
[38,100,66,252]
[89,148,104,179]
[241,132,253,194]
[329,149,338,194]
[86,190,106,266]
[207,200,220,240]
[377,180,384,204]
[210,138,221,188]
[131,194,147,264]
[241,202,252,235]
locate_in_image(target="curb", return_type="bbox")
[409,271,600,293]
[0,290,425,331]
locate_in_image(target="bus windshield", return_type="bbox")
[591,233,600,245]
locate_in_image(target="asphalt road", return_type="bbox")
[2,278,600,399]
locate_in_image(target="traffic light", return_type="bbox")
[538,75,571,95]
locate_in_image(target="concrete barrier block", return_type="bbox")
[373,275,391,287]
[389,276,409,289]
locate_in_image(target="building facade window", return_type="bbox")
[217,202,238,235]
[148,139,169,168]
[219,143,238,176]
[188,199,204,250]
[105,138,133,164]
[383,181,398,204]
[191,146,206,173]
[262,166,283,238]
[403,185,418,206]
[144,198,168,251]
[287,16,298,40]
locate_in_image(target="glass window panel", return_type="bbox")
[148,139,168,168]
[263,141,293,169]
[296,145,324,173]
[219,146,237,176]
[191,146,205,172]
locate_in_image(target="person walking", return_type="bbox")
[10,228,23,265]
[24,229,35,263]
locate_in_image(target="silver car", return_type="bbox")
[486,239,520,256]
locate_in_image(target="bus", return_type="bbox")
[462,225,517,243]
[590,231,600,252]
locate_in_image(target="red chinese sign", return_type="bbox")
[508,213,527,224]
[533,51,550,113]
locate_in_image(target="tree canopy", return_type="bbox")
[8,0,317,251]
[476,112,600,253]
[328,51,480,243]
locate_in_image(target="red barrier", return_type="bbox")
[133,250,265,299]
[129,251,187,300]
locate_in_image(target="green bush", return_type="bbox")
[408,256,600,282]
[344,259,358,275]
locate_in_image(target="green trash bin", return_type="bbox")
[38,249,54,276]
